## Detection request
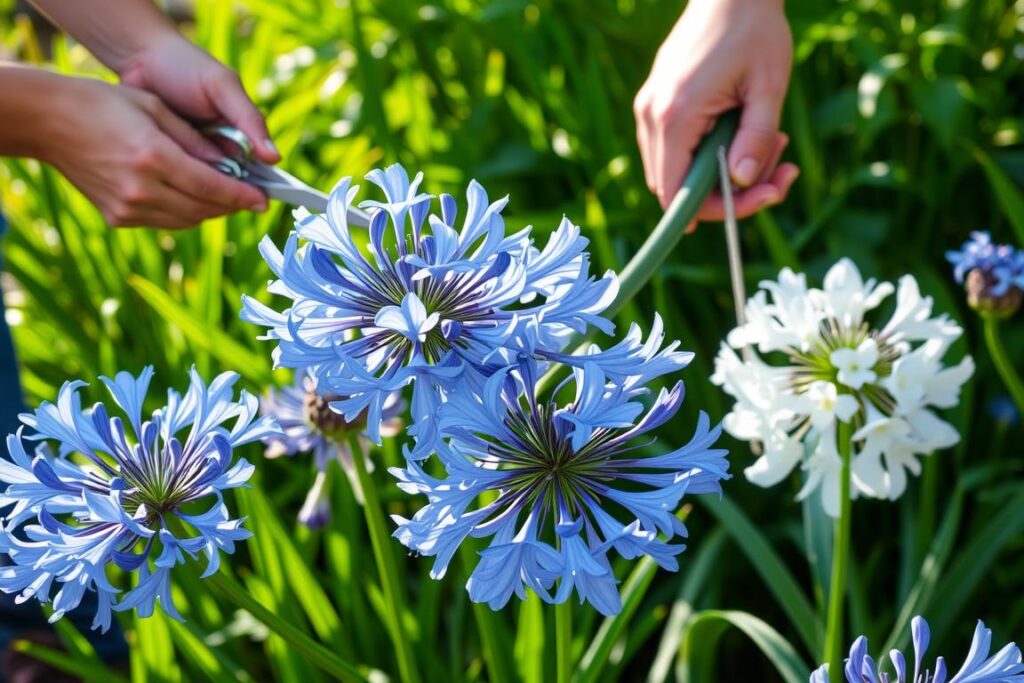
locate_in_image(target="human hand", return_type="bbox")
[119,33,280,164]
[633,0,799,221]
[39,77,269,228]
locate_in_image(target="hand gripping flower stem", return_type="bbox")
[556,600,573,683]
[349,435,422,683]
[983,316,1024,415]
[613,110,740,318]
[822,420,853,677]
[537,111,739,394]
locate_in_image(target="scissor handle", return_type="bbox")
[203,125,254,179]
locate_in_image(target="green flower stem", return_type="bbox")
[161,514,366,681]
[823,420,853,677]
[206,571,367,682]
[983,316,1024,416]
[470,592,515,683]
[349,436,422,683]
[556,600,573,683]
[457,543,516,683]
[536,111,739,396]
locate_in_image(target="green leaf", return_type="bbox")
[646,529,727,683]
[166,619,252,683]
[971,145,1024,244]
[929,487,1024,642]
[243,483,353,658]
[880,487,963,657]
[677,611,811,683]
[11,639,129,683]
[700,496,823,655]
[127,274,270,385]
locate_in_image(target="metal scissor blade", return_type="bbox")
[246,163,370,227]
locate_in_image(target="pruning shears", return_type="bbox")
[203,125,371,227]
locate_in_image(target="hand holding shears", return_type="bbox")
[204,125,370,227]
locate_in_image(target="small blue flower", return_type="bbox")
[242,165,617,458]
[988,396,1020,427]
[0,367,279,631]
[259,370,404,526]
[810,615,1024,682]
[947,231,1024,296]
[391,320,728,615]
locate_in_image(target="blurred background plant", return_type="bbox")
[0,0,1021,681]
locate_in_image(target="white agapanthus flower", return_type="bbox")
[712,258,974,516]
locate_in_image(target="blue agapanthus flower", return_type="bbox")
[260,369,404,527]
[241,165,617,458]
[392,318,729,615]
[810,615,1024,682]
[947,231,1024,296]
[0,367,278,631]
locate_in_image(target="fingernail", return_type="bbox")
[250,200,268,212]
[734,158,758,187]
[264,138,279,156]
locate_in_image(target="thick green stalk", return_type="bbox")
[983,316,1024,416]
[349,437,422,683]
[610,110,740,319]
[556,600,573,683]
[207,571,366,682]
[823,420,853,676]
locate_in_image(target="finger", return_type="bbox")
[634,92,656,196]
[109,203,204,230]
[143,180,236,222]
[696,162,799,221]
[653,112,708,209]
[207,71,280,163]
[728,90,784,188]
[148,101,227,164]
[154,139,268,212]
[754,132,789,186]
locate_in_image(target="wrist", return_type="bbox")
[0,65,76,161]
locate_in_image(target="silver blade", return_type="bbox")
[247,164,371,227]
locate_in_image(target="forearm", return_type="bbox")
[0,63,71,161]
[28,0,178,74]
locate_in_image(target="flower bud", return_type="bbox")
[966,268,1022,319]
[303,387,350,437]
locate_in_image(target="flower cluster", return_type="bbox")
[0,367,278,631]
[392,319,729,615]
[244,164,728,613]
[260,370,404,527]
[947,231,1024,317]
[811,615,1024,682]
[713,259,974,516]
[242,165,617,459]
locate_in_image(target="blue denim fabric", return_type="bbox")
[0,213,127,673]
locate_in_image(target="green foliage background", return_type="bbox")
[0,0,1022,681]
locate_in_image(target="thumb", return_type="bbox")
[727,92,783,188]
[208,71,280,164]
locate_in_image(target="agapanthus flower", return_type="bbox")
[242,165,617,459]
[392,318,729,615]
[260,369,404,527]
[810,615,1024,682]
[712,258,974,517]
[0,367,278,631]
[947,231,1024,317]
